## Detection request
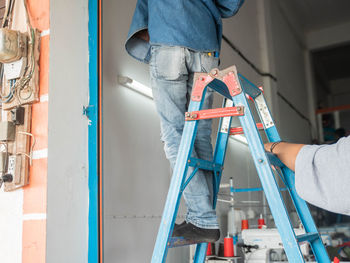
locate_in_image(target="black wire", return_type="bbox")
[277,91,312,127]
[222,34,278,81]
[2,0,14,28]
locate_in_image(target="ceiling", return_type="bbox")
[292,0,350,32]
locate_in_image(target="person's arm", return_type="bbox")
[265,136,350,215]
[264,142,305,171]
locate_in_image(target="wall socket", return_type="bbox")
[7,155,16,182]
[4,154,24,188]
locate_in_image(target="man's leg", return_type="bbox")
[183,50,220,229]
[149,45,219,231]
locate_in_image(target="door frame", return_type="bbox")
[88,0,102,262]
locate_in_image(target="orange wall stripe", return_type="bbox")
[39,35,50,96]
[22,0,49,262]
[31,101,49,150]
[23,158,48,214]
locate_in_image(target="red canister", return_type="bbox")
[206,243,213,256]
[258,214,265,229]
[241,219,249,230]
[224,236,234,257]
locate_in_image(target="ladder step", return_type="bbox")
[167,237,203,248]
[266,152,285,167]
[188,157,222,172]
[229,123,264,135]
[185,106,244,121]
[296,233,319,243]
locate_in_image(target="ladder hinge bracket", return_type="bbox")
[223,72,242,97]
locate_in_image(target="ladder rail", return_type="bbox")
[282,166,330,262]
[151,87,208,263]
[251,88,330,263]
[231,90,306,262]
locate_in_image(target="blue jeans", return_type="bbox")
[149,45,219,229]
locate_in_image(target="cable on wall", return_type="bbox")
[222,34,277,81]
[277,91,312,126]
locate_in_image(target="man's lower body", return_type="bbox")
[149,45,220,241]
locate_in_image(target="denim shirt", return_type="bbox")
[125,0,245,63]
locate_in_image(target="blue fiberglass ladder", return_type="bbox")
[151,66,330,263]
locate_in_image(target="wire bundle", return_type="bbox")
[0,0,36,106]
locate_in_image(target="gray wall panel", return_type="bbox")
[47,0,89,262]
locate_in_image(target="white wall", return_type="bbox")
[0,190,23,263]
[102,1,187,262]
[269,1,312,143]
[46,0,90,262]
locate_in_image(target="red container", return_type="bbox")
[241,219,249,230]
[258,218,265,229]
[224,236,234,257]
[206,243,213,256]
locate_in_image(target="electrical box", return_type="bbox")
[1,29,40,110]
[0,121,16,141]
[4,57,28,80]
[0,28,27,63]
[11,107,25,125]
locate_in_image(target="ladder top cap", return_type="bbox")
[194,65,238,82]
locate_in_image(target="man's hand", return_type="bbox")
[264,142,305,172]
[135,29,149,42]
[264,142,274,153]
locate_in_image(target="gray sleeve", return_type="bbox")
[295,136,350,215]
